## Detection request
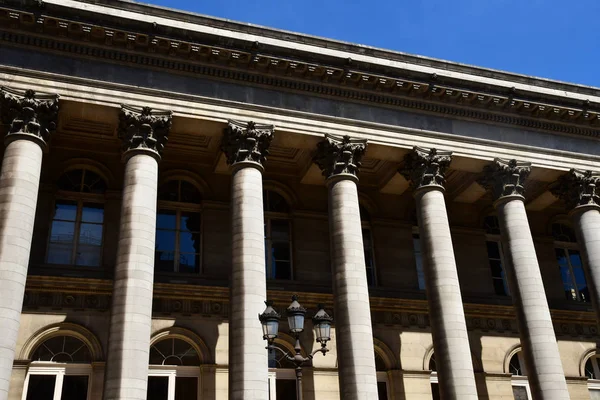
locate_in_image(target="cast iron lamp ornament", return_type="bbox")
[258,295,333,400]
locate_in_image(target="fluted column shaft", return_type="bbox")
[483,159,569,400]
[104,106,171,400]
[221,120,274,400]
[0,88,58,400]
[401,147,477,400]
[314,134,378,400]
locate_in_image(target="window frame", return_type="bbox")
[264,190,293,281]
[485,237,510,297]
[22,363,93,400]
[509,351,532,400]
[46,183,106,269]
[156,179,203,276]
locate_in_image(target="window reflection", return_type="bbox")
[553,223,588,302]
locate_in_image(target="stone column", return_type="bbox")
[480,158,569,400]
[221,120,274,400]
[313,134,378,400]
[400,147,478,400]
[551,169,600,325]
[103,105,172,400]
[0,87,58,400]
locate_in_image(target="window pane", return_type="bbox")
[489,259,503,277]
[50,221,75,244]
[377,382,388,400]
[26,375,55,400]
[155,251,175,272]
[362,228,372,248]
[180,181,202,203]
[276,380,296,399]
[413,235,425,290]
[157,211,177,229]
[180,212,201,232]
[47,242,74,265]
[179,231,200,254]
[586,359,596,379]
[53,201,77,221]
[486,241,501,259]
[158,180,179,202]
[512,386,529,400]
[156,230,176,251]
[75,245,102,267]
[273,261,291,280]
[264,191,289,213]
[431,383,441,400]
[79,223,103,246]
[270,220,289,241]
[272,242,291,262]
[493,278,507,296]
[82,170,106,193]
[175,377,198,400]
[58,169,83,192]
[179,253,200,273]
[61,375,89,400]
[559,265,577,301]
[555,248,569,266]
[147,376,169,400]
[81,204,104,223]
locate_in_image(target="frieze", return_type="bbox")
[1,15,600,139]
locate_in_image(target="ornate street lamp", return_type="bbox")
[258,295,333,400]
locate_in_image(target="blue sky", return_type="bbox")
[144,0,600,87]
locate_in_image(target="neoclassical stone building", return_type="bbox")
[0,1,600,400]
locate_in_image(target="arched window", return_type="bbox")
[375,352,389,400]
[267,341,297,399]
[155,179,202,274]
[585,355,600,397]
[508,351,531,399]
[148,337,201,400]
[360,205,377,286]
[552,222,589,302]
[24,335,93,400]
[264,190,292,280]
[484,215,510,296]
[47,169,106,267]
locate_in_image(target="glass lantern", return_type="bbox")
[286,295,306,334]
[312,304,333,344]
[259,300,281,342]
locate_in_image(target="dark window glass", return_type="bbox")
[264,190,289,213]
[31,336,92,363]
[431,383,441,400]
[556,248,589,302]
[377,382,388,400]
[175,377,198,400]
[57,169,106,194]
[486,241,509,296]
[509,353,523,376]
[363,228,376,286]
[48,200,104,267]
[552,223,577,242]
[275,380,296,399]
[428,353,436,371]
[155,209,201,274]
[586,358,596,379]
[61,375,89,400]
[26,375,55,400]
[147,376,169,400]
[413,234,425,290]
[375,353,387,371]
[266,219,291,280]
[484,215,501,235]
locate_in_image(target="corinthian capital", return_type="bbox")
[118,105,172,159]
[479,158,531,201]
[549,169,600,210]
[0,87,59,146]
[400,146,452,191]
[313,134,367,181]
[221,120,274,168]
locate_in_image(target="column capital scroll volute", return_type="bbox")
[478,158,531,202]
[221,119,274,170]
[313,133,367,182]
[0,86,59,147]
[118,104,172,160]
[399,146,452,191]
[549,168,600,211]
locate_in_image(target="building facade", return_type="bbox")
[0,1,599,399]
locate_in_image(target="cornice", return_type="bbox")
[1,8,600,140]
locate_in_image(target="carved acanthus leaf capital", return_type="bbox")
[313,134,367,180]
[399,146,452,190]
[0,86,59,146]
[549,169,600,210]
[118,105,172,158]
[478,158,531,201]
[221,119,274,168]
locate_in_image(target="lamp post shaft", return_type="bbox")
[295,366,303,400]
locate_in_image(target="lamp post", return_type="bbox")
[259,295,333,400]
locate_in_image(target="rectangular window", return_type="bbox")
[155,210,201,274]
[60,375,88,400]
[363,228,376,286]
[265,219,292,280]
[512,385,529,400]
[147,376,169,400]
[413,234,425,290]
[556,248,589,302]
[26,375,55,400]
[486,240,510,296]
[47,200,104,267]
[377,381,388,400]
